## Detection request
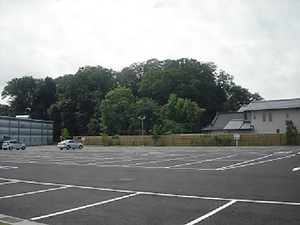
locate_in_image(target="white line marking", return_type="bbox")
[168,154,236,168]
[185,200,237,225]
[126,154,205,166]
[217,154,273,170]
[0,165,18,169]
[0,181,19,186]
[141,191,300,206]
[218,154,295,170]
[0,186,69,200]
[1,177,300,207]
[30,193,139,221]
[292,167,300,172]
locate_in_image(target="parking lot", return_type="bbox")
[0,146,299,224]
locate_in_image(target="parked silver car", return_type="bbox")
[57,139,83,150]
[2,140,26,150]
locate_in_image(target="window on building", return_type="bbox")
[269,112,272,122]
[253,114,256,120]
[263,113,266,122]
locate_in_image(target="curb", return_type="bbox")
[0,214,46,225]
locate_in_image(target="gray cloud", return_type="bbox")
[0,0,299,104]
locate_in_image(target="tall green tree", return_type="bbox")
[1,58,263,138]
[0,104,10,116]
[138,58,226,126]
[2,76,37,115]
[32,77,57,119]
[131,97,160,135]
[116,63,144,96]
[100,87,136,135]
[222,85,264,111]
[2,76,57,119]
[161,94,205,133]
[53,66,116,136]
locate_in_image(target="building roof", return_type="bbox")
[244,98,300,111]
[203,98,300,133]
[203,112,243,131]
[237,104,248,112]
[224,119,253,130]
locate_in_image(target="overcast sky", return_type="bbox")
[0,0,299,104]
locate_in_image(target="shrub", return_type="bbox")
[60,128,70,140]
[101,133,111,146]
[285,120,298,145]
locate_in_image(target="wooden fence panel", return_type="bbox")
[75,133,300,147]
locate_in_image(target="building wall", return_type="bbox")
[250,108,300,133]
[0,116,53,146]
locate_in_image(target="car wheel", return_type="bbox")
[3,148,7,150]
[22,146,26,150]
[9,147,13,150]
[17,148,20,150]
[79,145,83,149]
[66,145,70,150]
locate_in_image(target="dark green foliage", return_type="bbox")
[1,58,262,139]
[285,120,298,145]
[161,94,205,133]
[60,128,70,140]
[213,136,232,146]
[151,124,161,144]
[0,104,10,116]
[100,87,136,135]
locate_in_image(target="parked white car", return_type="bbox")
[2,140,26,150]
[57,140,83,150]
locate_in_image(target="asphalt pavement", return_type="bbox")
[0,146,299,225]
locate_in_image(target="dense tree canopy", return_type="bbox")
[1,76,56,119]
[1,58,263,139]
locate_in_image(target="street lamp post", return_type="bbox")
[138,116,145,147]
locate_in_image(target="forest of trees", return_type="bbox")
[0,58,263,140]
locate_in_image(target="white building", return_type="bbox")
[203,98,300,134]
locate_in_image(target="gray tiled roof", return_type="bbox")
[223,119,244,130]
[244,98,300,111]
[237,104,248,112]
[203,112,243,131]
[223,119,253,130]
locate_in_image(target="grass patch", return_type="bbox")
[0,221,11,225]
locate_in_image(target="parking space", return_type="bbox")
[0,146,299,224]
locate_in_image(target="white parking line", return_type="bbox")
[0,181,19,186]
[167,154,236,168]
[126,154,205,166]
[217,154,273,170]
[292,167,300,172]
[1,177,299,206]
[0,186,69,200]
[0,165,18,169]
[30,193,139,221]
[185,200,237,225]
[217,154,296,170]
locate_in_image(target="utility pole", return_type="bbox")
[138,116,145,146]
